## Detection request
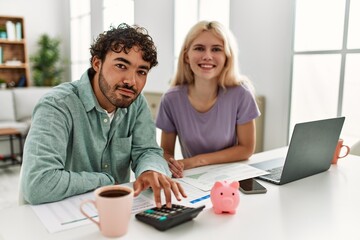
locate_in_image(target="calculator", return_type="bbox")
[135,204,205,231]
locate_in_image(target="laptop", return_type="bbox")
[251,117,345,185]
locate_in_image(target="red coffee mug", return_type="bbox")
[332,139,350,164]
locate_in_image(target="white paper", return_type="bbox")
[30,182,211,233]
[31,190,154,234]
[140,180,212,208]
[179,162,269,191]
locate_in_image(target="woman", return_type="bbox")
[156,21,260,178]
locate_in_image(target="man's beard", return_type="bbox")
[98,68,139,108]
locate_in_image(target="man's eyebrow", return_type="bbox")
[139,65,150,71]
[114,57,131,65]
[114,57,150,70]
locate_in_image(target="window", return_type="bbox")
[290,0,360,145]
[347,0,360,48]
[70,0,91,81]
[103,0,134,29]
[70,0,134,82]
[342,54,360,139]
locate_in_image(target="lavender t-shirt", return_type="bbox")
[156,85,260,159]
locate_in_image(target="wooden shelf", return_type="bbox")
[0,39,26,44]
[0,63,28,69]
[0,16,29,87]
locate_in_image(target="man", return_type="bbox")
[21,23,186,207]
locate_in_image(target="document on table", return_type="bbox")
[179,162,269,191]
[31,182,153,234]
[31,181,211,234]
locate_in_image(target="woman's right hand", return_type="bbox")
[168,157,184,178]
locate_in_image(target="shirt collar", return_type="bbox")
[77,69,102,113]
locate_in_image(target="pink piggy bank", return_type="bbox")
[210,180,240,214]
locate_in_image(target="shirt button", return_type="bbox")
[104,118,108,123]
[104,164,108,168]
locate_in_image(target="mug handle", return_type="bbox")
[338,145,350,158]
[80,200,100,227]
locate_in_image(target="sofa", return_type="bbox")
[0,87,52,157]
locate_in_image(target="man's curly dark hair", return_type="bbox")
[89,23,158,73]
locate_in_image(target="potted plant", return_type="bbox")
[30,34,64,86]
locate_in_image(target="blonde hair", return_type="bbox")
[171,20,253,91]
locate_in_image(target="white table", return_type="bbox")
[1,148,359,240]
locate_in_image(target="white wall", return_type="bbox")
[0,0,296,151]
[134,0,175,93]
[230,0,295,150]
[0,0,71,82]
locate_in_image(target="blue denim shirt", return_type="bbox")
[21,70,170,204]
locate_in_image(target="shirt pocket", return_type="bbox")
[110,135,132,162]
[108,136,132,183]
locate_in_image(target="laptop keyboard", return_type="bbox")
[265,167,283,181]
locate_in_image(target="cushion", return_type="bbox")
[0,90,16,121]
[13,87,52,121]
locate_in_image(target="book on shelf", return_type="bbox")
[0,46,3,64]
[6,21,15,40]
[0,29,6,39]
[5,21,22,41]
[15,22,22,40]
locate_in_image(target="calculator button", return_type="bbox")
[135,204,205,231]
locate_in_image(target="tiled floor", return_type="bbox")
[0,164,20,211]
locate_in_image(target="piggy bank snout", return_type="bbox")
[222,196,235,206]
[217,193,239,208]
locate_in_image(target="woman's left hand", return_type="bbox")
[168,158,184,178]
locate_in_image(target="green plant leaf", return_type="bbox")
[30,34,64,86]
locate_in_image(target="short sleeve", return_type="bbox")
[236,87,261,125]
[156,94,177,132]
